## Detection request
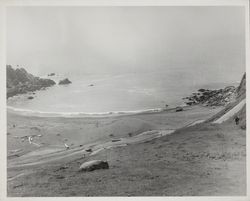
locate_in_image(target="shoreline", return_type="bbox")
[7,103,195,118]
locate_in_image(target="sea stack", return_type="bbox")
[58,78,72,85]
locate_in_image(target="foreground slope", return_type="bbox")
[7,120,245,196]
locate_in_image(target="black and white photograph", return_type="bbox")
[1,0,249,198]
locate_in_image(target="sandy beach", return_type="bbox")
[7,104,246,196]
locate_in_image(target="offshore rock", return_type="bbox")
[58,78,72,85]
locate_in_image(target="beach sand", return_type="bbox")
[7,105,246,196]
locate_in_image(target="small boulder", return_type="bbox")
[58,78,72,85]
[27,96,34,99]
[85,148,92,152]
[175,107,183,112]
[79,160,109,172]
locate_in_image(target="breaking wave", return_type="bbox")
[7,106,165,118]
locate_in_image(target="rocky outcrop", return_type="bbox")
[183,86,236,106]
[236,73,246,129]
[79,160,109,172]
[58,78,72,85]
[7,65,56,99]
[236,73,246,99]
[184,73,246,107]
[206,73,246,127]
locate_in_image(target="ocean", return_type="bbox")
[7,69,238,117]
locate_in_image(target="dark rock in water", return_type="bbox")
[58,78,72,85]
[6,65,56,98]
[48,73,55,76]
[79,160,109,172]
[27,96,34,100]
[175,107,183,112]
[89,84,94,87]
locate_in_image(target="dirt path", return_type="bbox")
[213,99,246,124]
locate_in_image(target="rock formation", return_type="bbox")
[235,73,246,129]
[58,78,72,85]
[184,73,246,107]
[236,73,246,99]
[7,65,56,99]
[183,86,236,106]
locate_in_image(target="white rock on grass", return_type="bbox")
[79,160,109,172]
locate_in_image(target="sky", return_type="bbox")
[6,6,245,82]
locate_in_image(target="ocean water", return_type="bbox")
[7,69,238,117]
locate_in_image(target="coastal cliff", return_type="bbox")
[235,73,246,129]
[236,73,246,99]
[7,65,56,99]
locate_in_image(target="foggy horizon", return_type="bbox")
[7,6,245,83]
